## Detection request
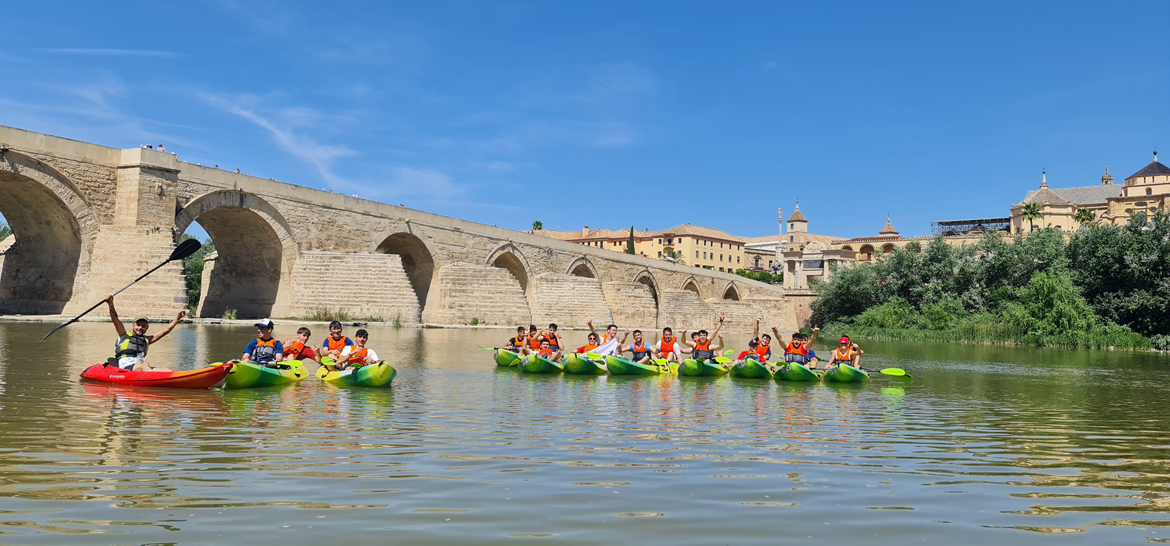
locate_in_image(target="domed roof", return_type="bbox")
[787,203,807,223]
[878,215,899,236]
[1126,151,1170,180]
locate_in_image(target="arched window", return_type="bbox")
[1147,188,1153,196]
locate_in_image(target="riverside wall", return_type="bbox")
[0,125,796,333]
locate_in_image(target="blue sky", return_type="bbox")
[1,1,1167,240]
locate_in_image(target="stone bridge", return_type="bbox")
[0,125,795,333]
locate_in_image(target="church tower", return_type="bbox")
[787,201,808,250]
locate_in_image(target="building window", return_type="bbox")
[695,251,699,258]
[703,252,707,259]
[657,251,662,257]
[657,239,662,244]
[789,236,794,242]
[720,254,723,261]
[790,223,794,230]
[737,256,740,263]
[1148,188,1153,196]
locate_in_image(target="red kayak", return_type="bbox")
[79,362,233,389]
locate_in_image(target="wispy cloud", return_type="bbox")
[200,93,357,186]
[38,48,178,58]
[210,0,297,35]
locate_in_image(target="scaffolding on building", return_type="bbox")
[930,218,1011,237]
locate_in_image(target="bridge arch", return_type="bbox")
[632,269,660,307]
[566,256,599,279]
[0,151,100,314]
[175,190,297,318]
[722,281,741,301]
[374,230,438,310]
[486,242,533,294]
[681,276,701,297]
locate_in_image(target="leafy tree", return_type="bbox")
[532,220,543,231]
[664,250,685,265]
[734,268,782,283]
[1021,202,1042,232]
[180,235,216,313]
[1074,208,1096,228]
[0,222,10,242]
[626,226,635,254]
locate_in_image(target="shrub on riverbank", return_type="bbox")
[811,217,1170,350]
[181,235,216,313]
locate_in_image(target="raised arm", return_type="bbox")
[619,329,631,345]
[770,326,784,347]
[148,308,187,344]
[681,329,694,348]
[710,313,725,341]
[808,327,820,345]
[586,319,599,337]
[753,317,761,340]
[711,335,724,352]
[106,295,127,338]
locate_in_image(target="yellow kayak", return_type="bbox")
[315,361,397,387]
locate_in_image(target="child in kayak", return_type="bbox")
[104,294,186,371]
[336,329,380,369]
[320,320,354,370]
[505,326,527,351]
[682,313,725,362]
[737,339,763,362]
[242,319,285,365]
[283,327,318,362]
[522,338,562,362]
[618,329,654,364]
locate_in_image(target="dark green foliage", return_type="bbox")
[1067,211,1170,338]
[180,235,216,313]
[532,220,543,231]
[813,228,1158,350]
[0,222,10,242]
[734,268,782,284]
[626,226,635,254]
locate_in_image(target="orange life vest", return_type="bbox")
[755,345,770,361]
[695,339,711,351]
[785,342,807,356]
[347,347,369,365]
[578,344,599,353]
[537,348,553,357]
[659,336,675,358]
[528,334,542,349]
[602,333,615,344]
[832,346,856,363]
[325,336,351,352]
[250,337,279,363]
[631,340,650,359]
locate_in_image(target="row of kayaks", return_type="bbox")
[79,360,397,389]
[494,349,870,383]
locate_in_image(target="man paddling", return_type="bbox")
[241,319,285,365]
[104,295,185,372]
[505,326,527,351]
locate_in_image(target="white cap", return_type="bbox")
[254,318,275,329]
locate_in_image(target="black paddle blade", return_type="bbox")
[169,239,202,261]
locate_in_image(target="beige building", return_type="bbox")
[1010,152,1169,233]
[535,224,749,272]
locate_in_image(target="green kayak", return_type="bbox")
[520,354,563,374]
[678,358,730,377]
[317,361,397,387]
[605,355,673,375]
[224,360,308,388]
[774,362,820,382]
[823,363,869,383]
[563,353,606,375]
[495,348,520,367]
[730,358,772,379]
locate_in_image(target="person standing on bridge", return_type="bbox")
[104,295,185,372]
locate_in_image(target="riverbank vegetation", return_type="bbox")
[180,235,216,314]
[0,221,11,242]
[812,212,1170,350]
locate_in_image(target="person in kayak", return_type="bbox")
[618,329,654,364]
[655,327,682,364]
[829,336,863,368]
[320,320,354,370]
[522,338,562,362]
[104,295,185,371]
[575,333,601,354]
[505,326,527,351]
[541,323,563,352]
[282,326,318,362]
[335,329,380,369]
[526,324,542,351]
[587,319,620,345]
[682,313,725,362]
[241,319,285,365]
[737,339,764,362]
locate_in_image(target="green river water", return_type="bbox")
[1,321,1169,545]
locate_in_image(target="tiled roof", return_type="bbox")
[532,228,654,241]
[879,218,899,235]
[787,207,807,223]
[655,224,746,243]
[1017,185,1121,206]
[1127,160,1170,179]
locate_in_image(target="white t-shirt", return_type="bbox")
[338,346,379,363]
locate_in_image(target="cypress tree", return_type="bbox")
[626,226,636,254]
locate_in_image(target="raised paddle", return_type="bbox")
[41,239,202,342]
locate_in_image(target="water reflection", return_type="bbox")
[0,323,1168,544]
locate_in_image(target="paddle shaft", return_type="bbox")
[41,240,200,342]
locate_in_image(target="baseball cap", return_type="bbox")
[255,318,275,329]
[839,336,850,343]
[133,317,150,324]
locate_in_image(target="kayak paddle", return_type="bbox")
[41,239,202,342]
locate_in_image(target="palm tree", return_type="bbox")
[664,250,686,265]
[1021,202,1042,233]
[1074,208,1096,228]
[532,220,543,231]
